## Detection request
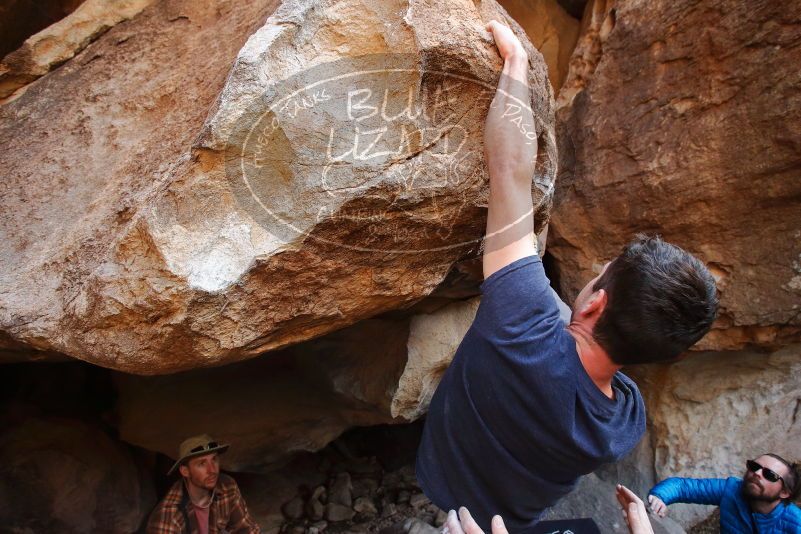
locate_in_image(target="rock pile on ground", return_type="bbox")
[278,458,446,534]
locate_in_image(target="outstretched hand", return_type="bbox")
[485,20,526,61]
[443,507,508,534]
[616,485,655,534]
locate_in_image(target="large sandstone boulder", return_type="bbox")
[0,0,557,374]
[0,0,282,369]
[548,0,801,351]
[0,417,155,533]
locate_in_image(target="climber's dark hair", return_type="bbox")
[764,453,801,503]
[591,234,719,365]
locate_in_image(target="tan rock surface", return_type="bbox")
[548,0,801,351]
[114,319,410,471]
[0,0,283,370]
[0,0,158,101]
[498,0,581,91]
[391,297,480,420]
[0,0,557,374]
[555,0,615,108]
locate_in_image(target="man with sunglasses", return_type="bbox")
[147,434,259,534]
[647,453,801,533]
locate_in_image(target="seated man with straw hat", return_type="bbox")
[147,434,259,534]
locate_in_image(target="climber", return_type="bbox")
[415,19,719,531]
[648,453,801,533]
[147,434,259,534]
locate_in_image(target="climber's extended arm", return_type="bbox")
[482,21,538,280]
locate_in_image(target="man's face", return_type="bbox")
[180,452,220,491]
[742,455,790,502]
[571,261,612,320]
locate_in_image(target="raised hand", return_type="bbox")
[616,485,655,534]
[485,20,526,61]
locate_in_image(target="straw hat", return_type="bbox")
[167,434,229,475]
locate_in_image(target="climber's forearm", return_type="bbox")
[484,53,537,184]
[483,51,538,278]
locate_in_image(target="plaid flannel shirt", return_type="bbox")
[147,473,259,534]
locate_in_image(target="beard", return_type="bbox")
[188,472,218,492]
[742,476,782,503]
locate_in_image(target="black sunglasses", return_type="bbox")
[190,441,219,454]
[746,459,785,486]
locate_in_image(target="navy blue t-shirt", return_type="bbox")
[416,255,646,532]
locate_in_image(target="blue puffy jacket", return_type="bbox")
[649,477,801,534]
